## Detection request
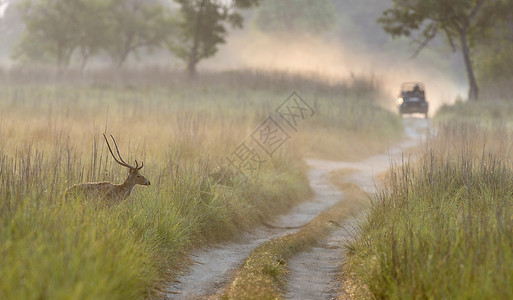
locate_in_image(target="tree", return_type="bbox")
[104,0,173,67]
[13,0,172,68]
[74,0,110,69]
[172,0,259,78]
[14,0,86,67]
[253,0,336,35]
[475,1,513,83]
[378,0,498,101]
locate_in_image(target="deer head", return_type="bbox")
[103,134,151,187]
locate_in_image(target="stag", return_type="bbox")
[66,134,151,203]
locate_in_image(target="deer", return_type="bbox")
[65,134,151,203]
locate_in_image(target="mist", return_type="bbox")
[206,28,466,113]
[0,0,468,112]
[3,2,512,299]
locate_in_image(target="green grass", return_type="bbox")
[345,123,513,299]
[436,97,513,126]
[0,68,402,299]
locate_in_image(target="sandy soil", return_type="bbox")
[165,117,430,299]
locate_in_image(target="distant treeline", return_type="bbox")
[379,0,513,100]
[3,0,338,77]
[1,0,512,94]
[12,0,260,77]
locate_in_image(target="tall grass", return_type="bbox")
[436,79,513,126]
[345,122,513,299]
[436,99,513,126]
[0,138,309,299]
[0,68,401,299]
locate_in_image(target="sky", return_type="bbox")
[0,1,9,18]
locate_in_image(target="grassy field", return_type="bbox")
[436,83,513,126]
[436,99,513,126]
[345,120,513,299]
[0,68,402,299]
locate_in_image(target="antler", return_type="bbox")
[103,134,144,170]
[134,160,144,171]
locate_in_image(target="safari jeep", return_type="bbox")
[397,82,429,119]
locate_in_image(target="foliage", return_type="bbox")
[476,41,513,82]
[378,0,499,101]
[475,2,513,84]
[171,0,259,78]
[253,0,337,35]
[13,0,172,68]
[14,0,89,66]
[104,0,173,67]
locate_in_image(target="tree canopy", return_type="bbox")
[14,0,87,66]
[13,0,172,68]
[379,0,499,101]
[171,0,259,78]
[474,0,513,84]
[13,0,259,74]
[104,0,172,67]
[253,0,336,35]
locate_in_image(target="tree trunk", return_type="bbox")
[116,51,129,68]
[187,56,197,79]
[460,30,479,101]
[57,42,65,71]
[187,0,205,80]
[80,49,90,72]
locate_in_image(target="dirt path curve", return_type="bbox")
[165,118,430,299]
[284,118,430,299]
[165,167,345,299]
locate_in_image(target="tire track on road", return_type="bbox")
[165,118,430,299]
[284,118,430,299]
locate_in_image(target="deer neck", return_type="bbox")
[120,177,136,198]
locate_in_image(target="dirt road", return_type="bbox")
[165,118,430,299]
[165,169,344,299]
[284,117,429,299]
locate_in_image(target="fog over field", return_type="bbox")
[2,1,513,299]
[0,0,466,111]
[210,31,467,111]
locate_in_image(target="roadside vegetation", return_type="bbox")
[223,170,366,299]
[436,98,513,125]
[344,120,513,299]
[0,69,401,299]
[436,85,513,125]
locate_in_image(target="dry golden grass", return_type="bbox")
[345,121,513,299]
[0,68,402,299]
